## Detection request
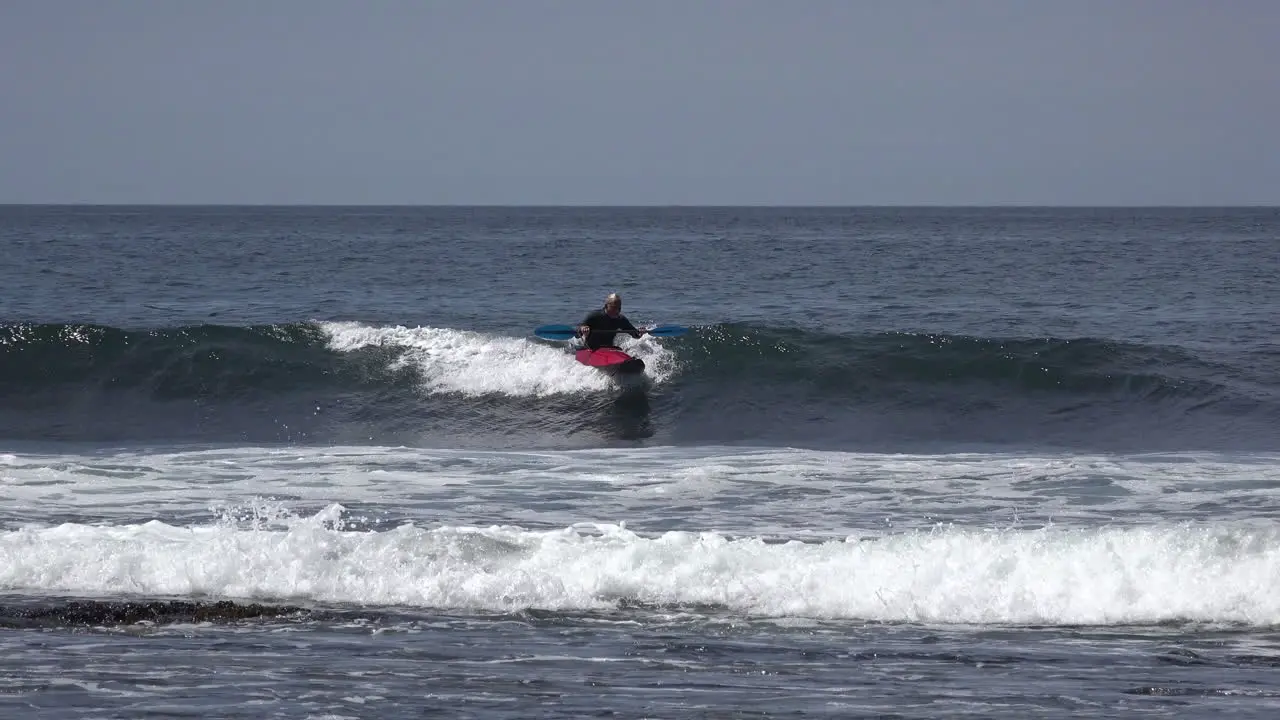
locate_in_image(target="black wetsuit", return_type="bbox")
[580,309,642,350]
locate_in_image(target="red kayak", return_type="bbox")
[575,347,645,375]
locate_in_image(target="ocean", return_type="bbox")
[2,205,1279,718]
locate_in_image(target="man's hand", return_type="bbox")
[578,325,590,337]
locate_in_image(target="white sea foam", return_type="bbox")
[317,321,676,396]
[3,446,1280,536]
[2,509,1278,626]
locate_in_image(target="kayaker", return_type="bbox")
[578,293,647,350]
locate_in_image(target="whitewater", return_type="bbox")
[5,440,1280,627]
[6,511,1280,626]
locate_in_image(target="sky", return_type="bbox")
[1,0,1277,205]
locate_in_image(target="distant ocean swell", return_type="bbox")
[1,321,1276,447]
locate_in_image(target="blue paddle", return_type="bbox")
[533,324,688,341]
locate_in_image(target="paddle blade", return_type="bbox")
[646,324,688,337]
[533,324,579,341]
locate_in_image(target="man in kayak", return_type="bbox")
[578,293,647,350]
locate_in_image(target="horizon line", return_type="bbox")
[2,202,1277,209]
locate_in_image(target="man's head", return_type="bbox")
[604,293,622,317]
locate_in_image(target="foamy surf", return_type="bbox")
[4,445,1280,537]
[318,321,676,396]
[3,507,1278,626]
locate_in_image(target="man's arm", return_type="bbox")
[620,315,645,338]
[578,311,598,338]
